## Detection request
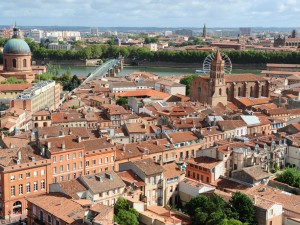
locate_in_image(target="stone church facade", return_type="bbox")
[190,51,270,107]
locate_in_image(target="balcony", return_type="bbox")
[163,157,176,163]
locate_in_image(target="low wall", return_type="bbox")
[33,59,101,66]
[268,179,300,195]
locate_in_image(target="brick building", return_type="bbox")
[190,51,270,107]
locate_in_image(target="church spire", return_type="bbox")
[202,24,207,38]
[12,22,21,39]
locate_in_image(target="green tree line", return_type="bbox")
[1,37,300,64]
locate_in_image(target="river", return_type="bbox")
[58,65,262,77]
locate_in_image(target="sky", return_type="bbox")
[0,0,300,27]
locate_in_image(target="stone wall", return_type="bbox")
[268,179,300,195]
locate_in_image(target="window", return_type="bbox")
[73,163,76,170]
[26,172,30,178]
[73,153,76,159]
[93,159,96,166]
[66,154,70,160]
[34,171,38,177]
[99,158,102,164]
[105,157,108,163]
[99,192,103,197]
[86,161,89,167]
[60,155,63,162]
[41,169,45,176]
[23,59,27,67]
[67,174,70,180]
[60,165,63,172]
[11,175,15,181]
[53,156,56,163]
[33,205,36,215]
[67,164,70,171]
[19,174,23,180]
[19,184,23,195]
[79,161,83,168]
[26,183,30,193]
[170,186,173,193]
[53,177,57,183]
[111,156,114,162]
[55,219,60,225]
[11,186,15,196]
[53,167,57,174]
[48,215,52,223]
[12,59,17,68]
[34,182,38,191]
[105,200,109,206]
[219,88,222,96]
[60,176,64,182]
[148,178,151,184]
[153,176,156,185]
[41,180,45,190]
[79,152,83,158]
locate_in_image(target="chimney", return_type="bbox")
[68,128,72,135]
[47,141,51,149]
[17,150,21,160]
[77,136,82,143]
[122,145,126,152]
[43,134,47,139]
[41,147,45,156]
[61,142,66,150]
[253,195,257,205]
[59,130,64,136]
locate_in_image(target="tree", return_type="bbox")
[114,209,139,225]
[1,77,27,84]
[229,192,256,224]
[276,167,300,188]
[114,197,139,225]
[180,74,198,96]
[116,97,128,105]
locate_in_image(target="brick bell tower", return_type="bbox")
[208,50,228,107]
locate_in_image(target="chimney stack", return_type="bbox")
[77,136,82,143]
[61,142,66,150]
[17,150,21,160]
[47,141,51,149]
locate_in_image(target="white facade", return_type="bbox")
[287,146,300,169]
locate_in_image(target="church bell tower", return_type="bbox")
[208,50,227,107]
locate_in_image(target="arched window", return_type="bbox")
[12,59,17,68]
[219,88,222,96]
[23,59,27,68]
[250,86,253,97]
[261,85,264,96]
[238,87,241,96]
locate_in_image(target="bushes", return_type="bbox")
[276,167,300,188]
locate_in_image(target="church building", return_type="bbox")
[0,25,46,83]
[190,50,270,107]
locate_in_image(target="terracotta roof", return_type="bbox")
[33,110,51,116]
[235,97,271,107]
[244,184,300,214]
[131,158,164,176]
[80,170,125,194]
[37,126,90,139]
[266,108,289,115]
[217,120,247,131]
[117,170,145,187]
[163,162,185,179]
[52,112,86,123]
[240,166,272,181]
[116,89,171,98]
[0,83,32,91]
[27,194,86,224]
[58,179,87,199]
[40,135,84,153]
[186,156,222,170]
[168,131,198,143]
[81,138,114,152]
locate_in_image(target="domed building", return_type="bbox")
[0,25,46,83]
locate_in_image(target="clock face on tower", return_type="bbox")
[202,52,232,75]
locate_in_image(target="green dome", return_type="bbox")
[3,39,31,54]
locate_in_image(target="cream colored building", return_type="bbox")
[11,81,61,113]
